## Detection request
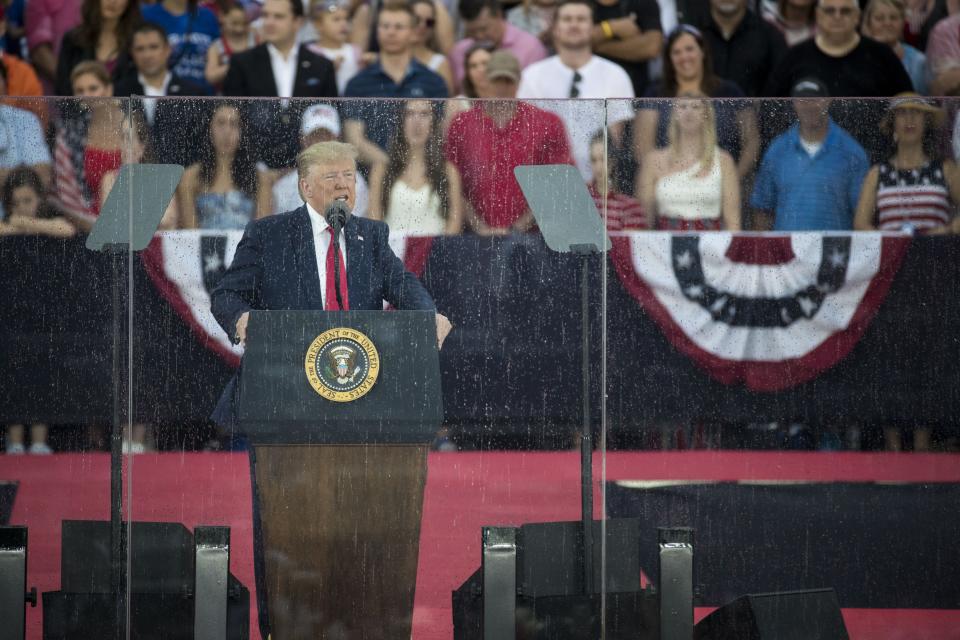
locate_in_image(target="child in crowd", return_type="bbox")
[205,3,260,90]
[1,166,74,455]
[0,166,75,238]
[308,0,360,95]
[506,0,556,44]
[586,132,647,232]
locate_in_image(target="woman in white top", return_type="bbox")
[639,95,740,231]
[368,100,464,235]
[410,0,454,94]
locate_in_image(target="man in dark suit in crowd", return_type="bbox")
[211,140,451,412]
[222,0,338,168]
[114,22,205,167]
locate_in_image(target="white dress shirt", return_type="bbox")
[306,202,348,308]
[267,43,299,107]
[518,55,635,180]
[138,71,172,126]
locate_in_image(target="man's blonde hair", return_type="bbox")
[296,140,358,200]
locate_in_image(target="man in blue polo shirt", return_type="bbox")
[751,78,869,231]
[343,0,447,167]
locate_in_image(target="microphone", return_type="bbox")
[324,200,350,310]
[324,200,350,230]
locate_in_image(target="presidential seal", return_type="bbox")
[304,328,380,402]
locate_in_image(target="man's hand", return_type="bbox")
[436,313,452,348]
[235,312,250,345]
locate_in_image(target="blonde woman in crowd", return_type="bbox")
[98,111,179,228]
[638,94,740,230]
[861,0,928,94]
[634,25,758,186]
[54,61,125,231]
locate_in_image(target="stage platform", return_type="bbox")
[2,451,958,639]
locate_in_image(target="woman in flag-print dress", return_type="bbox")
[854,93,960,235]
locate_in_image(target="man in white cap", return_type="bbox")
[272,102,369,216]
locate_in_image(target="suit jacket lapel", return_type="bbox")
[344,216,365,307]
[293,46,313,96]
[255,46,280,97]
[292,206,323,309]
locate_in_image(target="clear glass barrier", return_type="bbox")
[0,95,134,637]
[118,95,610,639]
[601,95,960,640]
[2,95,959,640]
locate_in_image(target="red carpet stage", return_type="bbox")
[3,451,959,639]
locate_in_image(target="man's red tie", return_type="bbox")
[325,227,349,310]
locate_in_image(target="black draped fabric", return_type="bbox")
[1,234,958,433]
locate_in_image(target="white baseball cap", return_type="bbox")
[301,103,341,137]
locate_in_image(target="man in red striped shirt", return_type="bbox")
[586,133,648,231]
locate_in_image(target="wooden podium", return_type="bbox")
[237,310,442,639]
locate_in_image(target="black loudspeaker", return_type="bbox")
[43,520,249,639]
[0,481,16,525]
[452,519,659,640]
[694,588,849,640]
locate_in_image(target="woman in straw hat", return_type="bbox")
[854,92,960,235]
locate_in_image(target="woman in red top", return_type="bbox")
[54,60,125,231]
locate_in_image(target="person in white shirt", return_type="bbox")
[517,0,635,179]
[273,103,370,216]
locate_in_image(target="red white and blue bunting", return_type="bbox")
[610,233,911,391]
[140,230,910,390]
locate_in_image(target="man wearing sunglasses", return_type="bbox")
[764,0,912,158]
[766,0,911,97]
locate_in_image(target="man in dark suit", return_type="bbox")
[114,22,206,167]
[222,0,338,168]
[211,140,451,638]
[210,140,452,419]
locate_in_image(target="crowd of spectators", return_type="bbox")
[0,0,958,235]
[3,0,960,452]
